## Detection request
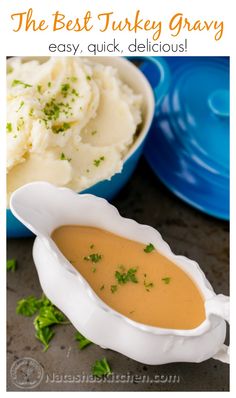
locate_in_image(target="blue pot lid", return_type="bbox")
[145,57,229,220]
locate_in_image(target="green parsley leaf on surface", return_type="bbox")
[16,296,40,317]
[75,331,92,349]
[35,326,55,352]
[91,357,112,378]
[16,294,68,351]
[7,259,16,272]
[34,305,67,329]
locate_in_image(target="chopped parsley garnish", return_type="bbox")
[111,285,118,293]
[100,284,105,291]
[70,76,78,82]
[37,84,42,94]
[52,122,71,134]
[29,108,34,117]
[7,66,14,74]
[60,152,71,161]
[43,99,73,121]
[11,79,32,89]
[144,279,154,292]
[16,101,24,112]
[162,277,171,284]
[91,357,112,378]
[90,244,94,249]
[7,258,16,272]
[86,75,92,81]
[92,267,96,273]
[93,156,105,167]
[72,88,79,97]
[84,253,102,263]
[43,99,61,121]
[61,83,71,97]
[48,81,52,88]
[16,294,68,351]
[17,117,24,131]
[115,266,138,285]
[91,130,97,135]
[144,243,155,253]
[75,331,92,349]
[6,122,12,133]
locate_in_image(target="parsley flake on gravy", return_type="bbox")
[84,253,102,263]
[144,279,154,292]
[144,243,155,253]
[115,266,138,285]
[162,277,171,284]
[110,285,118,293]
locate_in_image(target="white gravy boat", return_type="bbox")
[10,182,229,365]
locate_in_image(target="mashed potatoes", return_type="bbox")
[7,57,142,201]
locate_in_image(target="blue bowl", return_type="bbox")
[7,56,170,238]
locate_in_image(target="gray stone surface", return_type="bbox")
[7,158,229,391]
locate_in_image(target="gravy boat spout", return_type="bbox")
[10,182,229,365]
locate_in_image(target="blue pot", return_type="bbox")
[7,56,170,238]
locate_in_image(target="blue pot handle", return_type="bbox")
[127,56,170,111]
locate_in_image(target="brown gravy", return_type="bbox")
[52,225,206,329]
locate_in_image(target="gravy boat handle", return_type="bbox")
[9,182,67,237]
[205,294,229,364]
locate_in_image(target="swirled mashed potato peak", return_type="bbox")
[7,57,142,199]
